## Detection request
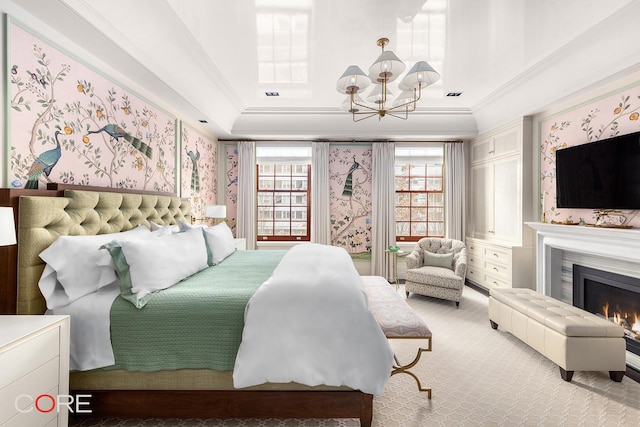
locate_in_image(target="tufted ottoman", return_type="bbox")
[488,288,626,382]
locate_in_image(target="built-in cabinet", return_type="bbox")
[467,117,535,290]
[0,315,70,427]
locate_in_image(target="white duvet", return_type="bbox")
[233,243,393,395]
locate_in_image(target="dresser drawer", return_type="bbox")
[483,273,509,289]
[467,267,482,282]
[0,358,60,425]
[482,246,510,264]
[2,384,58,427]
[0,327,59,387]
[483,260,510,279]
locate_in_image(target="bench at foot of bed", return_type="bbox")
[362,275,432,398]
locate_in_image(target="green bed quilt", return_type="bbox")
[107,250,286,371]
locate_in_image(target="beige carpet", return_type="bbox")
[71,284,640,427]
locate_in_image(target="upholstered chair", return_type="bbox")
[404,238,467,307]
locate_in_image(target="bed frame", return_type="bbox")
[3,185,373,426]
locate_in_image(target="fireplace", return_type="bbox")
[573,265,640,360]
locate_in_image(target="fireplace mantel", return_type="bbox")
[525,222,640,298]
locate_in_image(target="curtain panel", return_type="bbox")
[445,142,465,241]
[371,142,395,278]
[237,140,257,249]
[311,142,331,244]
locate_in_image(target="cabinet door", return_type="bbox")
[470,137,494,164]
[492,156,520,242]
[470,164,493,237]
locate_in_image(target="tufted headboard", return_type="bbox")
[16,189,191,315]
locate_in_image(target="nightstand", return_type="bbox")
[0,315,70,427]
[385,249,409,288]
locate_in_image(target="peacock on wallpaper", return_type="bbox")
[329,145,372,256]
[225,144,238,235]
[8,21,176,191]
[180,123,217,221]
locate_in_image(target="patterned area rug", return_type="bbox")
[71,284,640,427]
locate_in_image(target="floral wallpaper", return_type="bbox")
[329,145,372,255]
[8,22,176,191]
[225,144,238,235]
[180,123,217,221]
[540,86,640,227]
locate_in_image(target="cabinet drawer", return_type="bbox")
[0,358,60,425]
[0,327,59,387]
[2,384,58,427]
[484,273,509,289]
[467,267,482,282]
[467,255,482,267]
[482,246,510,264]
[483,260,510,279]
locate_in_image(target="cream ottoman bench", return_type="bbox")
[488,288,626,382]
[361,276,433,397]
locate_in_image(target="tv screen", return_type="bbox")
[555,131,640,209]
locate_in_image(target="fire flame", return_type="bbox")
[602,302,639,335]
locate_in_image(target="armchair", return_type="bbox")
[405,238,467,307]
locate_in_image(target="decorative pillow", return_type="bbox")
[150,221,180,233]
[38,225,150,309]
[103,227,209,308]
[423,251,454,270]
[202,222,236,265]
[177,220,206,232]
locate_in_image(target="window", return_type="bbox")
[257,146,311,241]
[395,146,445,241]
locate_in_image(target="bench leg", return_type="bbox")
[390,337,432,399]
[559,367,574,382]
[609,371,625,382]
[489,320,498,330]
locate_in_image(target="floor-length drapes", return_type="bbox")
[237,140,256,249]
[311,142,331,244]
[371,142,395,278]
[445,142,465,241]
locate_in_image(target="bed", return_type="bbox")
[9,186,391,426]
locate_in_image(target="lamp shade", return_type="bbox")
[399,61,440,90]
[340,94,365,113]
[336,66,371,93]
[205,205,227,219]
[393,89,418,106]
[0,207,17,246]
[366,84,393,104]
[369,50,405,82]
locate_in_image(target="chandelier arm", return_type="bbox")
[351,96,381,113]
[352,112,379,122]
[386,111,410,120]
[387,85,422,113]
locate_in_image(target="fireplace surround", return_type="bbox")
[527,222,640,380]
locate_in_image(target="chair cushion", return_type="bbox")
[407,266,463,290]
[423,251,453,269]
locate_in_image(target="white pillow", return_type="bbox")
[177,220,206,232]
[38,225,150,308]
[106,227,209,308]
[150,221,180,233]
[202,222,236,265]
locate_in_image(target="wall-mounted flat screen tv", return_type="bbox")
[555,131,640,209]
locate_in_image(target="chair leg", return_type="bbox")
[405,291,409,298]
[455,301,460,308]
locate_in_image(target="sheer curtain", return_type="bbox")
[445,142,465,241]
[311,142,331,244]
[237,140,256,250]
[371,142,395,277]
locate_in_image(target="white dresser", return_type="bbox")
[466,237,534,290]
[0,315,70,427]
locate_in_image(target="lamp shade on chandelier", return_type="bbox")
[336,38,440,122]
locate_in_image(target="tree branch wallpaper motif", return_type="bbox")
[8,22,176,191]
[180,123,217,220]
[225,144,238,235]
[540,85,640,227]
[329,145,372,255]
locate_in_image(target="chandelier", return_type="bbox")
[336,38,440,122]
